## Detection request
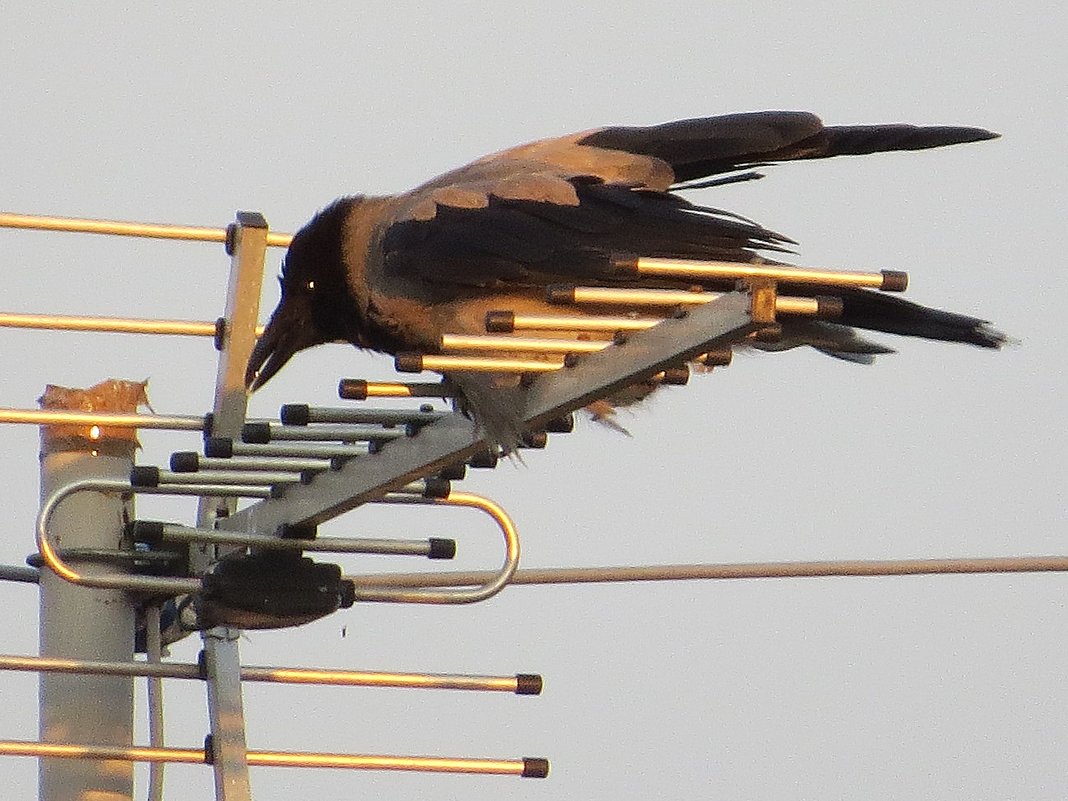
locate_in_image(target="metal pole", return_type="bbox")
[38,392,138,801]
[193,212,270,801]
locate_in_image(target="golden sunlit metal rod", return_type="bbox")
[0,408,206,431]
[337,379,455,400]
[0,655,536,693]
[0,741,547,776]
[345,555,1068,587]
[551,285,835,316]
[396,354,565,373]
[0,211,292,247]
[441,334,609,354]
[617,255,908,291]
[0,311,265,337]
[0,741,205,764]
[499,313,663,333]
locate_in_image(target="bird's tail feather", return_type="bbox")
[762,291,1009,362]
[833,289,1008,348]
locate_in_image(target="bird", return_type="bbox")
[246,110,1005,448]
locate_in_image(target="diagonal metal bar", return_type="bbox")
[221,291,759,532]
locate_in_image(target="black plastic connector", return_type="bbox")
[436,462,467,481]
[428,538,457,560]
[280,404,310,426]
[609,252,640,277]
[468,448,499,469]
[394,353,424,373]
[212,318,226,351]
[881,270,909,292]
[545,285,575,305]
[126,520,166,547]
[170,452,200,472]
[338,579,356,609]
[241,422,271,444]
[129,466,161,488]
[815,295,844,319]
[515,673,543,695]
[421,478,451,499]
[544,414,575,434]
[277,523,317,540]
[520,432,547,449]
[338,379,369,400]
[485,311,515,333]
[659,366,690,386]
[522,758,550,778]
[203,437,233,458]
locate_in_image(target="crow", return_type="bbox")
[246,110,1004,447]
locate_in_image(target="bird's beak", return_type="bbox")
[245,303,308,391]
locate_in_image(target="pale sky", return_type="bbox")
[2,3,1066,800]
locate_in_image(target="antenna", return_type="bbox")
[0,209,1061,801]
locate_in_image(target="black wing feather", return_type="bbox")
[382,179,790,289]
[580,111,998,183]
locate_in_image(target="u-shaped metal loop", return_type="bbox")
[37,480,520,605]
[35,478,256,595]
[356,491,520,604]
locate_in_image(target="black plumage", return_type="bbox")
[246,110,1005,446]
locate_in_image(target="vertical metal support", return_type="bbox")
[38,431,136,801]
[194,212,269,801]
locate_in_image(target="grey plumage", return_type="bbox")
[246,110,1005,447]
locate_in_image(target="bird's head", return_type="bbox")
[245,197,367,391]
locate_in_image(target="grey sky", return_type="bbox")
[2,3,1066,799]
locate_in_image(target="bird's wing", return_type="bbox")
[378,111,996,291]
[380,174,790,290]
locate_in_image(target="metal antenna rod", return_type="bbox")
[344,555,1068,587]
[0,210,292,248]
[222,291,761,533]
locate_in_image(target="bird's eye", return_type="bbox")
[306,280,316,291]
